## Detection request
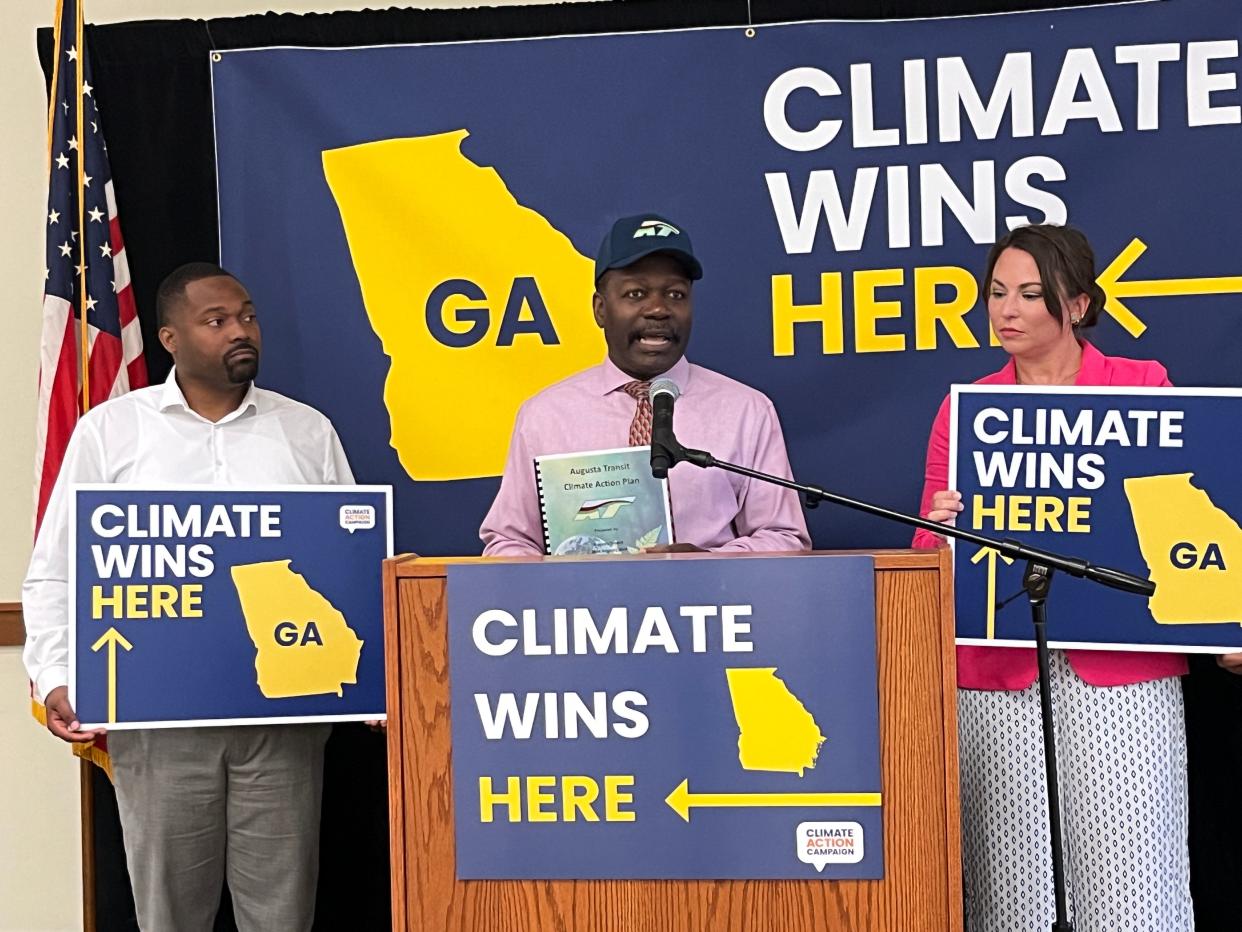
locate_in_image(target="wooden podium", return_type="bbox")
[383,550,961,931]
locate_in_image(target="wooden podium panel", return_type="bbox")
[383,551,961,932]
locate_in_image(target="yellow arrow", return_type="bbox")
[970,546,1014,640]
[1097,237,1242,338]
[664,778,881,823]
[90,627,133,724]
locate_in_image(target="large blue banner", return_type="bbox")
[446,555,882,879]
[951,388,1242,651]
[70,486,392,729]
[211,2,1242,556]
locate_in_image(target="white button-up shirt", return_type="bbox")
[22,369,354,700]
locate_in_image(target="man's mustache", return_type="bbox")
[224,342,258,361]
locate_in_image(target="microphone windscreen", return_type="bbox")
[649,378,681,402]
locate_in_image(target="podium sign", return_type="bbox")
[446,554,883,880]
[951,386,1242,651]
[70,485,392,729]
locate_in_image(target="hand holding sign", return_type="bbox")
[42,686,105,744]
[1217,653,1242,674]
[924,490,964,527]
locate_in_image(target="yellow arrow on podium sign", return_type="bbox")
[664,778,882,823]
[90,627,133,724]
[1097,237,1242,338]
[970,546,1014,640]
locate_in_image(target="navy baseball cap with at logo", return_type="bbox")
[594,214,704,283]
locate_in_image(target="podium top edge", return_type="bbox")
[385,549,943,578]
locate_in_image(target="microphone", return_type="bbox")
[648,378,681,479]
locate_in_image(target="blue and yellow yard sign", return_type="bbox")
[446,554,883,879]
[69,485,392,729]
[951,387,1242,651]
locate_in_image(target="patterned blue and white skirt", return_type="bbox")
[958,651,1193,932]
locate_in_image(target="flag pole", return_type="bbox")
[75,0,90,412]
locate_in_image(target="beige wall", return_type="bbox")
[0,2,594,929]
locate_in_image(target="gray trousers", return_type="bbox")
[109,724,331,932]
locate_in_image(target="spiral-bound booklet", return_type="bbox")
[534,446,673,555]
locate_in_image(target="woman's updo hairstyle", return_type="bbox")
[982,224,1106,329]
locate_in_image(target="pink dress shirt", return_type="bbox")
[913,341,1188,690]
[480,356,811,556]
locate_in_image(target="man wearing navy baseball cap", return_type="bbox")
[594,214,704,281]
[480,213,809,555]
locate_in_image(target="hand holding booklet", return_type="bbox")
[534,446,673,555]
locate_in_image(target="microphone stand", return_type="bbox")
[653,432,1153,932]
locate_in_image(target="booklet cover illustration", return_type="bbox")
[535,447,673,555]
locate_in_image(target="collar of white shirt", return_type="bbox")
[158,366,261,425]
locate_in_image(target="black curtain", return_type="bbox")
[38,2,1239,929]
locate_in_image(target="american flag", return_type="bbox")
[36,0,146,533]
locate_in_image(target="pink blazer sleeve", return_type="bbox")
[912,395,952,550]
[1107,357,1172,388]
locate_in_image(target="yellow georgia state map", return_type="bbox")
[230,560,364,698]
[725,667,826,777]
[1125,473,1242,624]
[322,130,604,481]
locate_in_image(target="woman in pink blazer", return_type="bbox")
[914,224,1192,931]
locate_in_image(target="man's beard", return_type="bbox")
[224,356,258,384]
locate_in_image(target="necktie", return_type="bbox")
[622,380,652,446]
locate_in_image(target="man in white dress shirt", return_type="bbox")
[23,263,353,931]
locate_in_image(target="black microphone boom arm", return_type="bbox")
[672,443,1152,596]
